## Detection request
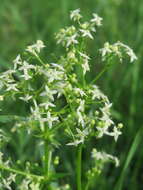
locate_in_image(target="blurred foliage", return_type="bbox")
[0,0,143,189]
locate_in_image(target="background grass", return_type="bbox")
[0,0,143,189]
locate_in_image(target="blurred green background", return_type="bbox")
[0,0,143,189]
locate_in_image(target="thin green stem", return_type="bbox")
[91,65,109,84]
[36,55,45,66]
[77,144,83,190]
[0,164,43,180]
[44,140,52,178]
[85,180,90,190]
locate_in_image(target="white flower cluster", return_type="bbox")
[56,9,102,48]
[92,148,119,167]
[26,40,45,56]
[1,173,16,190]
[100,41,137,62]
[0,9,137,188]
[19,178,40,190]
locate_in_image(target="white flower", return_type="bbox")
[76,128,89,142]
[77,111,85,127]
[18,61,35,80]
[35,40,45,53]
[40,85,57,101]
[77,99,85,112]
[30,100,41,120]
[18,61,36,71]
[26,40,45,55]
[51,63,65,71]
[66,139,83,146]
[70,9,82,21]
[21,69,32,80]
[77,100,85,127]
[116,42,137,62]
[13,54,22,69]
[91,85,108,101]
[109,127,122,141]
[41,111,58,128]
[82,59,90,75]
[66,34,78,47]
[79,29,93,39]
[91,149,119,167]
[6,83,18,92]
[0,70,16,83]
[96,125,109,138]
[79,52,90,60]
[100,102,112,115]
[19,179,31,190]
[100,42,112,58]
[100,41,137,63]
[39,101,55,110]
[91,13,103,26]
[30,182,40,190]
[43,69,64,83]
[126,48,137,62]
[19,94,32,102]
[74,88,86,97]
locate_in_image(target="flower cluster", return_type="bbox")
[100,41,137,62]
[0,8,137,190]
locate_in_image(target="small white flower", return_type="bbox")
[76,128,89,142]
[66,34,78,47]
[30,182,40,190]
[51,63,65,71]
[74,88,86,97]
[19,179,31,190]
[42,111,58,128]
[0,70,16,81]
[96,125,109,138]
[26,40,45,55]
[126,48,137,62]
[6,83,18,92]
[101,102,112,115]
[39,101,55,110]
[18,61,36,71]
[91,85,108,101]
[44,69,64,83]
[82,59,90,75]
[13,54,22,69]
[35,40,45,53]
[30,99,41,120]
[77,99,85,112]
[109,127,122,141]
[70,9,82,21]
[91,13,103,26]
[77,100,85,127]
[117,42,138,62]
[79,52,90,60]
[66,139,83,146]
[100,42,112,58]
[40,85,57,101]
[91,149,119,167]
[19,94,32,102]
[80,29,93,39]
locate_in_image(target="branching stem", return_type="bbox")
[77,144,83,190]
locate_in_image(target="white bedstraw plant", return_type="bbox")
[0,8,137,190]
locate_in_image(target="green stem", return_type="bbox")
[44,140,52,178]
[91,65,109,84]
[77,145,83,190]
[85,180,90,190]
[36,55,45,66]
[0,164,43,180]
